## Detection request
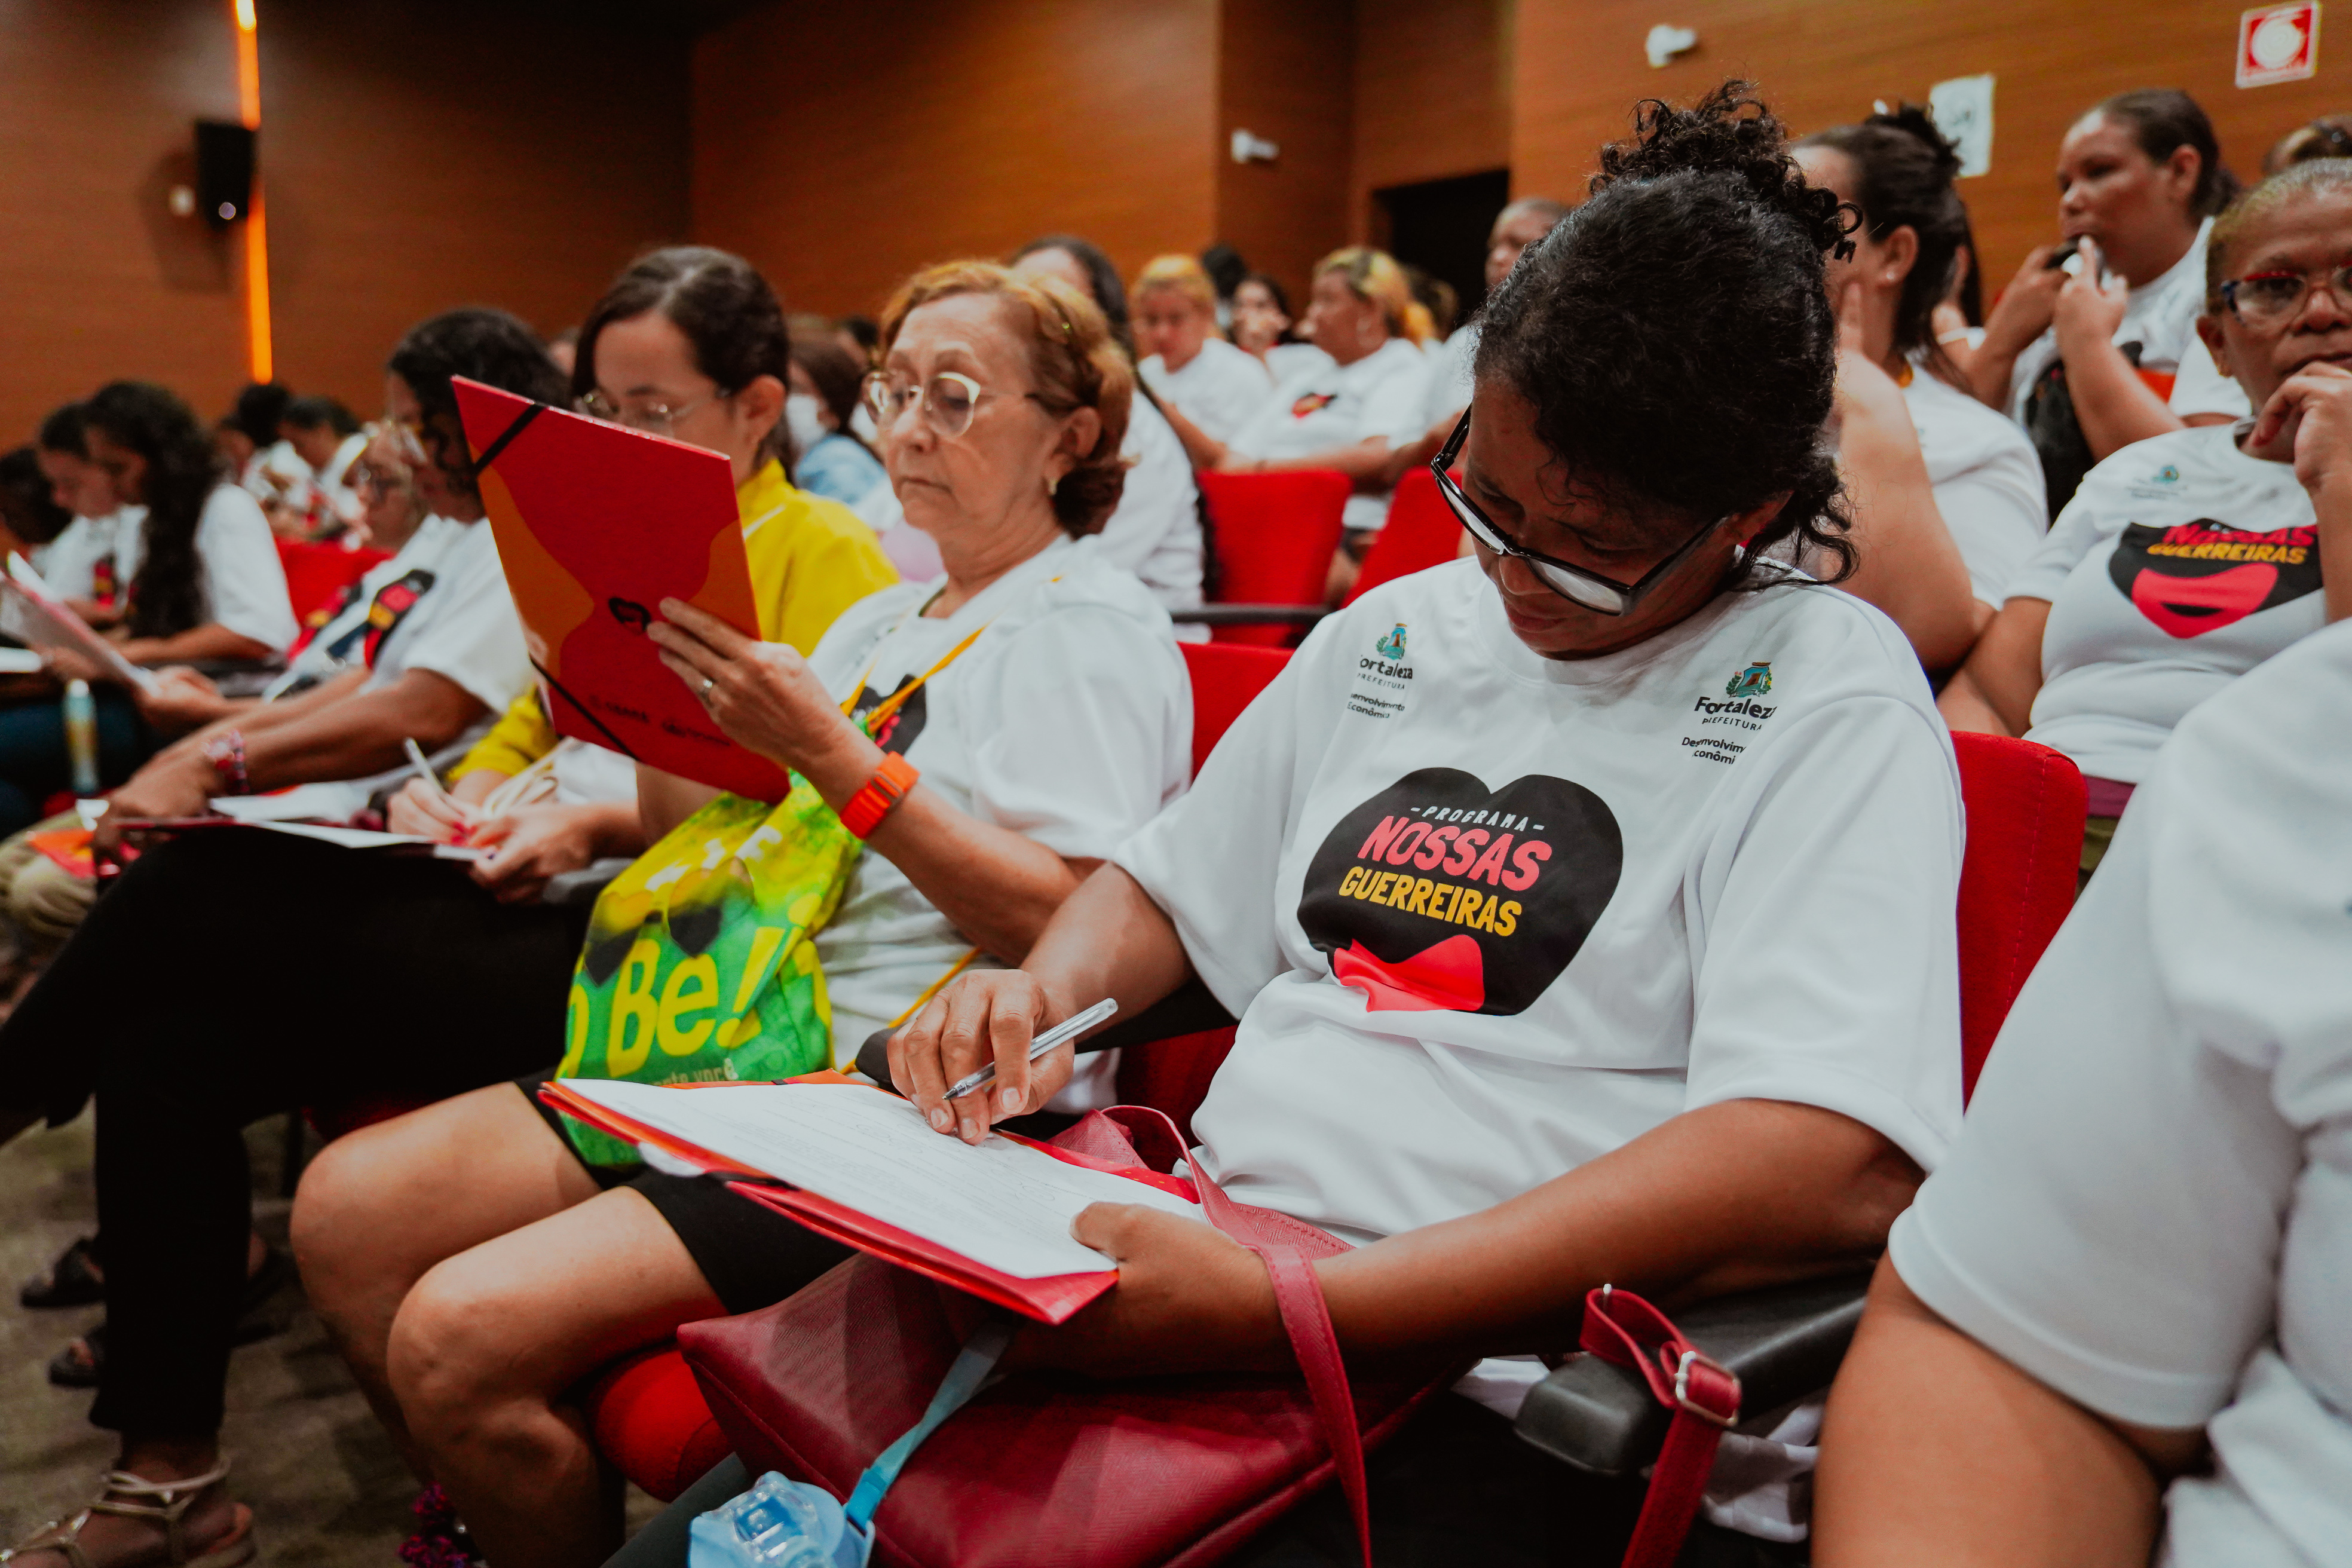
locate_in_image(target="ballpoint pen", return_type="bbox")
[944,997,1119,1101]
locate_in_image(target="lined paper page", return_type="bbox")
[565,1080,1203,1279]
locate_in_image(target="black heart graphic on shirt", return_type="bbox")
[1297,768,1622,1017]
[2106,519,2322,638]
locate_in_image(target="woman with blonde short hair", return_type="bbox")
[1132,253,1272,442]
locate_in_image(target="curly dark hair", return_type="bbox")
[385,307,569,505]
[1801,105,1972,379]
[1476,81,1856,587]
[0,446,71,547]
[229,382,292,448]
[37,403,88,459]
[574,246,794,471]
[82,382,225,640]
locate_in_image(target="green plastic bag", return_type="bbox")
[555,780,862,1167]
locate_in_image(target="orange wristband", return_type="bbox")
[840,752,918,838]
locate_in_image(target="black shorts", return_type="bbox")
[517,1068,853,1316]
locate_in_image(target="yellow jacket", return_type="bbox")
[460,458,898,779]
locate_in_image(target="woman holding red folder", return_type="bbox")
[291,261,1190,1568]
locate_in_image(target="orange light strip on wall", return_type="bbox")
[232,0,272,383]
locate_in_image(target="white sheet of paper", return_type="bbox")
[243,819,443,850]
[2,555,159,693]
[212,794,329,823]
[1928,74,1995,178]
[565,1079,1205,1279]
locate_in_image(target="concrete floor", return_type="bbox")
[0,1111,662,1563]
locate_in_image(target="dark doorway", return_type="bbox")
[1373,169,1511,332]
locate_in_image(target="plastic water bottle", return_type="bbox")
[62,679,99,795]
[687,1472,856,1568]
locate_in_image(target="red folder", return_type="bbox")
[452,377,793,801]
[535,1077,1181,1324]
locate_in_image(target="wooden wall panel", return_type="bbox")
[1514,0,2352,297]
[262,2,690,416]
[1217,0,1356,304]
[0,0,249,441]
[693,0,1219,321]
[0,0,689,443]
[1352,0,1513,228]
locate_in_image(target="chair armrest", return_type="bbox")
[1169,604,1329,626]
[852,979,1237,1088]
[1512,1272,1872,1476]
[543,858,638,907]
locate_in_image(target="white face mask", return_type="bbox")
[785,394,829,455]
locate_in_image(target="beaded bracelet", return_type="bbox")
[200,728,250,796]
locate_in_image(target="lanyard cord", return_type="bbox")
[837,576,1061,734]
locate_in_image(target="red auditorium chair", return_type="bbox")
[1176,470,1349,647]
[1341,467,1462,607]
[1514,731,2085,1480]
[275,537,389,624]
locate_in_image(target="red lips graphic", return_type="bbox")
[2127,562,2278,639]
[1331,935,1486,1012]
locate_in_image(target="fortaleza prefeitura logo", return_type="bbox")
[1691,661,1777,729]
[1376,623,1408,661]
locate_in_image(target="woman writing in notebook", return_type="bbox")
[0,252,901,1568]
[871,87,1960,1565]
[289,261,1190,1568]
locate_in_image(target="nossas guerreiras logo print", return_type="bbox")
[2106,517,2323,638]
[1297,768,1623,1016]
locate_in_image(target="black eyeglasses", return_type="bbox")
[1429,411,1730,617]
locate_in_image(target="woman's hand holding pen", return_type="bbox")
[889,969,1079,1144]
[648,597,879,799]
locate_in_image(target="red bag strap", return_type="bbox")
[1107,1105,1375,1568]
[1578,1285,1742,1568]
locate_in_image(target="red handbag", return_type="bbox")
[677,1105,1460,1568]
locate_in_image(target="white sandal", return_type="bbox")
[0,1460,255,1568]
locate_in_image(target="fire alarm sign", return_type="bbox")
[2239,2,2320,87]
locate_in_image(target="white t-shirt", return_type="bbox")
[2007,219,2252,425]
[1140,338,1272,443]
[30,488,296,652]
[1229,338,1431,532]
[1096,394,1204,618]
[35,507,147,610]
[2008,424,2326,784]
[1889,617,2352,1568]
[240,440,311,504]
[807,534,1191,1068]
[1261,342,1334,385]
[1901,366,2048,608]
[1422,325,1477,428]
[1117,559,1962,1535]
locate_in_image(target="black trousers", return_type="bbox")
[0,828,590,1437]
[602,1396,1807,1568]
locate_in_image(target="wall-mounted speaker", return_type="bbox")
[194,120,256,228]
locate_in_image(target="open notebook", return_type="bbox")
[542,1077,1208,1323]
